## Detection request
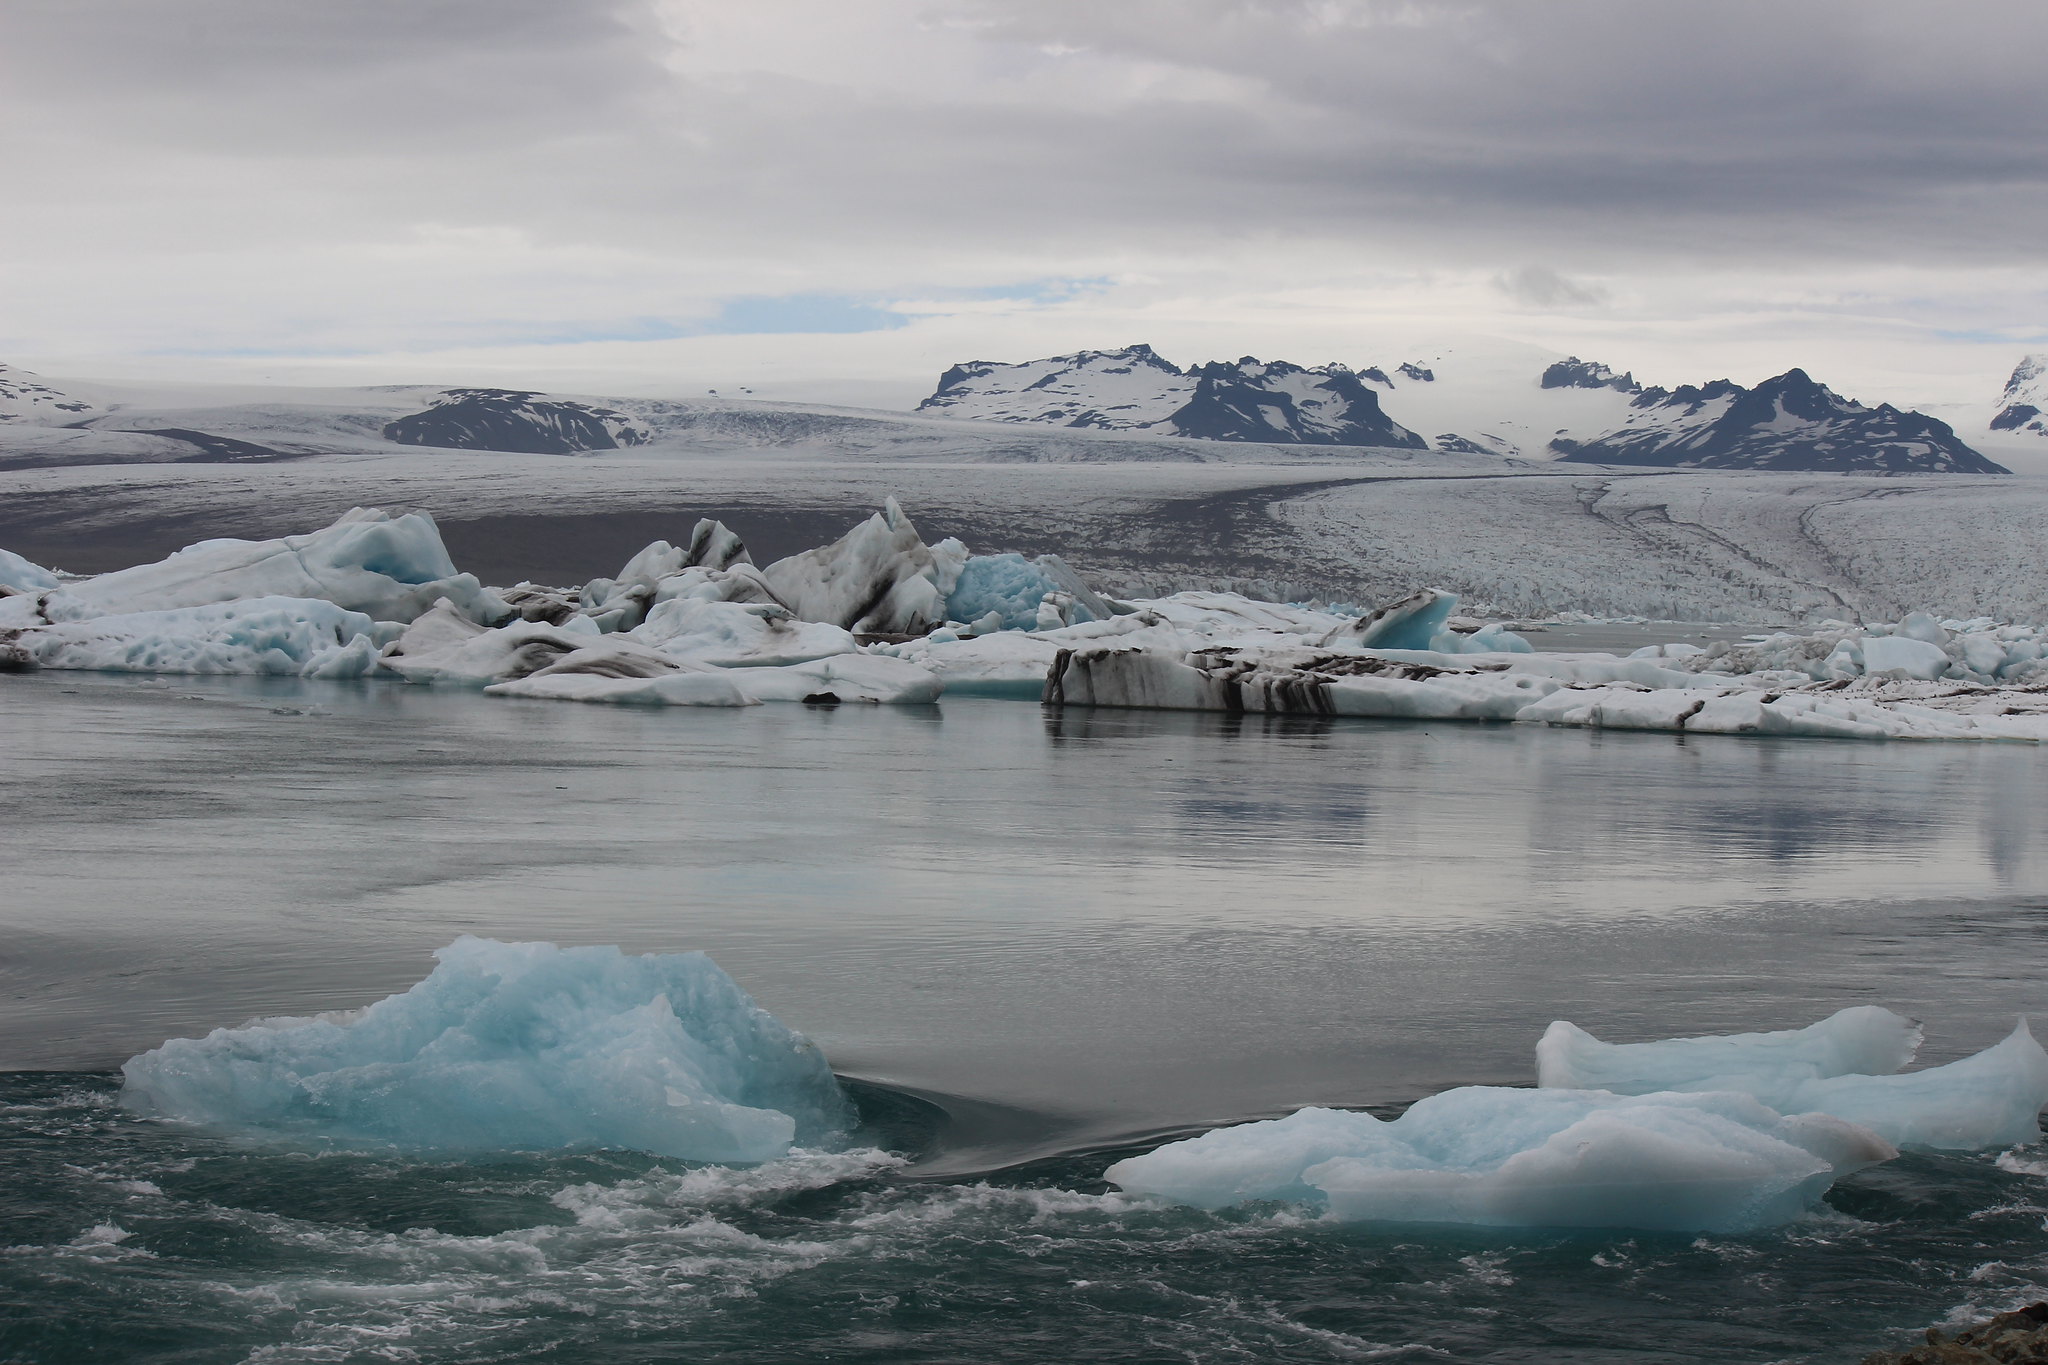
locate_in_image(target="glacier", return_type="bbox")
[11,498,2048,738]
[120,937,852,1163]
[1540,1012,2048,1151]
[1105,1089,1897,1233]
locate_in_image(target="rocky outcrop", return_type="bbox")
[916,345,1426,448]
[1859,1302,2048,1364]
[383,389,652,455]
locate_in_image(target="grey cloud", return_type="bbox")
[2,0,2046,359]
[1495,266,1606,309]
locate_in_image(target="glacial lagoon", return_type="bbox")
[4,670,2048,1362]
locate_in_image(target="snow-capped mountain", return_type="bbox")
[1540,357,1641,393]
[1991,355,2048,438]
[1552,369,2006,473]
[383,388,653,454]
[917,345,1425,447]
[0,364,103,425]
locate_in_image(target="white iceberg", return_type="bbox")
[44,507,506,626]
[10,596,394,677]
[630,598,859,668]
[1105,1088,1895,1233]
[120,936,851,1163]
[0,547,60,593]
[759,497,963,635]
[1537,1007,1924,1105]
[1540,1012,2048,1151]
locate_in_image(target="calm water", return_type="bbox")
[4,671,2047,1363]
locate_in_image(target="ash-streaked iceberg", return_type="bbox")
[1106,1089,1895,1233]
[1540,1012,2048,1151]
[120,937,852,1163]
[759,497,964,635]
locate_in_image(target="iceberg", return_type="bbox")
[1537,1007,1925,1105]
[945,552,1113,631]
[0,547,60,593]
[759,498,963,635]
[1106,1088,1895,1232]
[630,598,859,668]
[10,596,394,677]
[120,937,852,1163]
[44,507,507,626]
[1321,587,1458,651]
[1541,1012,2048,1151]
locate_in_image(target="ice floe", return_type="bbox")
[120,937,851,1162]
[1540,1012,2048,1151]
[10,499,2048,737]
[1112,1007,2046,1229]
[1105,1089,1896,1233]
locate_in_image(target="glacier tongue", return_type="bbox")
[120,937,852,1163]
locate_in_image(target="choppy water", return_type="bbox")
[5,670,2048,1363]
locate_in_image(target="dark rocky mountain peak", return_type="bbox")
[383,388,652,455]
[1554,368,2006,473]
[1540,357,1641,393]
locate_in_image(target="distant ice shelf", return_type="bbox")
[9,500,2048,740]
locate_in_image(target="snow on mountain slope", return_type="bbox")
[384,388,654,455]
[921,344,1190,428]
[917,344,1424,448]
[1992,355,2048,438]
[1552,369,2005,474]
[0,364,105,425]
[1352,340,1643,459]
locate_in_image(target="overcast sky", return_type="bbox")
[4,0,2045,407]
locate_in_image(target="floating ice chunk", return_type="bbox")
[709,653,943,705]
[380,619,630,686]
[1789,1021,2048,1150]
[945,553,1110,631]
[631,598,858,668]
[760,498,954,635]
[1106,1089,1895,1232]
[1539,1012,2048,1151]
[54,508,506,625]
[0,547,60,592]
[486,652,939,706]
[120,937,851,1162]
[16,596,394,676]
[1861,634,1951,680]
[485,670,759,707]
[1321,588,1458,651]
[1537,1007,1924,1108]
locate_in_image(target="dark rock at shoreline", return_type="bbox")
[1860,1303,2048,1364]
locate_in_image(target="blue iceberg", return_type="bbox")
[1105,1088,1896,1233]
[120,937,851,1163]
[945,553,1104,631]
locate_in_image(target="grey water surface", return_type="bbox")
[4,671,2047,1363]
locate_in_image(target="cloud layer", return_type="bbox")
[3,0,2044,403]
